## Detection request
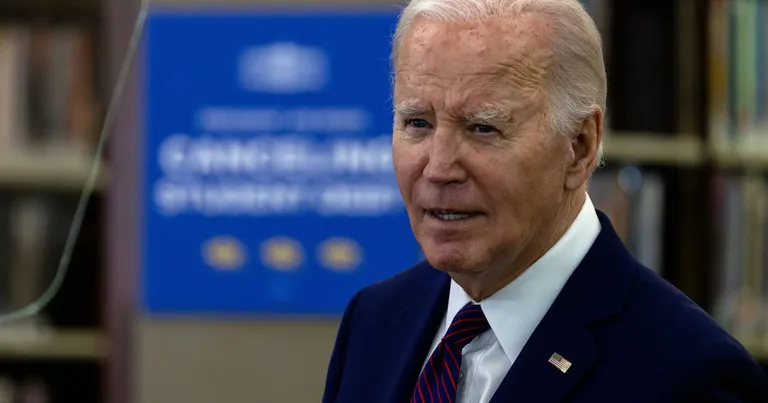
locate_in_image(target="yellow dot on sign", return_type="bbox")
[319,238,362,272]
[260,237,303,272]
[203,236,246,271]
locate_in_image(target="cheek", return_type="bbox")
[392,140,424,176]
[392,140,424,195]
[482,151,555,222]
[504,137,563,189]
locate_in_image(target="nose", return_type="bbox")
[423,131,468,185]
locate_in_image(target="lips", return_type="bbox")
[424,209,483,221]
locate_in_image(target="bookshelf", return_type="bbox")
[705,0,768,364]
[0,0,107,401]
[579,0,768,367]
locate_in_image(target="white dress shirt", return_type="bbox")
[423,196,602,403]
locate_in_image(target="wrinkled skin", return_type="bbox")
[392,13,602,300]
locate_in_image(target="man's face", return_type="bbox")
[392,15,585,277]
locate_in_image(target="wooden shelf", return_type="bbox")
[735,337,768,363]
[0,148,107,192]
[712,146,768,170]
[601,133,768,169]
[0,328,104,360]
[603,132,705,166]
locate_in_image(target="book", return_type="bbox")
[589,167,665,274]
[0,22,99,158]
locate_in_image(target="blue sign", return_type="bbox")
[141,9,421,315]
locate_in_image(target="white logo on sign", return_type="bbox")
[238,42,329,93]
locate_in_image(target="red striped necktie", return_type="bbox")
[411,302,491,403]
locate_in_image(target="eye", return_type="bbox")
[405,119,432,129]
[469,124,497,134]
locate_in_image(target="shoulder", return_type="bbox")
[347,260,445,316]
[622,267,741,354]
[327,260,444,355]
[611,266,768,398]
[670,339,768,401]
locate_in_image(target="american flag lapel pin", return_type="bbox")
[548,352,572,374]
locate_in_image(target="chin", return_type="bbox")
[422,243,486,274]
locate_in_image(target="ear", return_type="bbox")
[564,106,603,191]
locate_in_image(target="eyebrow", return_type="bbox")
[394,103,513,124]
[464,107,512,124]
[393,103,426,119]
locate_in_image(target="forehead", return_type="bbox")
[394,13,554,108]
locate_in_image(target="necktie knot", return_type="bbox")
[441,302,490,349]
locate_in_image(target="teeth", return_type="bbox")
[433,211,471,221]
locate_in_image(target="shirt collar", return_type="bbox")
[443,195,602,362]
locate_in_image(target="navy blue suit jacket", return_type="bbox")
[322,211,768,402]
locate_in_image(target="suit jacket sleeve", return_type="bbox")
[322,290,363,403]
[671,343,768,402]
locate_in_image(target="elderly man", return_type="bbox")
[322,0,768,402]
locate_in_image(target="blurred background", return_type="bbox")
[0,0,763,402]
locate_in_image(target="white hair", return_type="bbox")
[391,0,607,167]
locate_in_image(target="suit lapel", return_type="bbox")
[383,265,451,403]
[491,210,637,403]
[489,301,599,403]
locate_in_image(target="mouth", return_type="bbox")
[424,209,483,221]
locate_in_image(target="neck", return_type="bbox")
[454,190,587,301]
